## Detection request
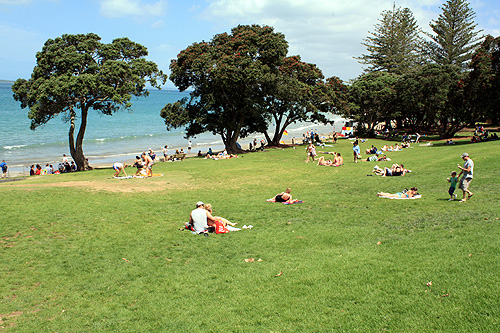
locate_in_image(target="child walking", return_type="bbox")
[447,171,458,201]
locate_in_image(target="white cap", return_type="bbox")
[196,201,204,207]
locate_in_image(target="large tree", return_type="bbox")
[464,35,500,124]
[425,0,483,69]
[348,72,399,137]
[395,64,467,138]
[358,4,424,75]
[259,55,334,146]
[161,24,288,153]
[12,33,166,170]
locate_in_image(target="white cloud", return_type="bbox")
[201,0,448,81]
[100,0,166,18]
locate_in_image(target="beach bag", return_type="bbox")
[214,220,229,234]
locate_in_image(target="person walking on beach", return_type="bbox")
[188,141,192,153]
[0,160,7,179]
[457,153,474,202]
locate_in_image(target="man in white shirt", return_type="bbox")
[458,153,474,202]
[188,201,217,234]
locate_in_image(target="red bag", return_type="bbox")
[214,220,229,234]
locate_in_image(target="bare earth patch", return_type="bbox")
[6,176,197,193]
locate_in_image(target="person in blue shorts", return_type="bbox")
[112,162,127,178]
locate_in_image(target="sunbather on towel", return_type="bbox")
[267,187,301,204]
[377,187,418,198]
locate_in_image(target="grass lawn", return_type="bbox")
[1,137,500,331]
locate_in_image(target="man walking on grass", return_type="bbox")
[457,153,474,202]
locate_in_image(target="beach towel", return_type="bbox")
[113,175,134,179]
[378,195,422,200]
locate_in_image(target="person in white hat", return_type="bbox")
[188,201,217,234]
[457,153,474,202]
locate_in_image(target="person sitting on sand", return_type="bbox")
[377,187,418,199]
[204,203,237,227]
[112,162,127,178]
[267,188,302,204]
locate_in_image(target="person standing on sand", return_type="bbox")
[0,160,7,179]
[163,145,169,162]
[457,153,474,202]
[188,141,192,153]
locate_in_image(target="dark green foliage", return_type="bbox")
[12,33,166,170]
[163,25,289,153]
[348,72,399,136]
[358,4,424,75]
[425,0,483,68]
[464,35,500,124]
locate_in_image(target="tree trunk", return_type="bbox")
[68,106,91,171]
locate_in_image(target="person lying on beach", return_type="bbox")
[377,187,418,198]
[204,203,237,227]
[112,162,127,178]
[267,188,302,204]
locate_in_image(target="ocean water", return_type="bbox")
[0,82,345,175]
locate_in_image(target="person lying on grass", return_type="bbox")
[204,203,237,227]
[377,187,419,198]
[267,188,302,204]
[373,164,409,177]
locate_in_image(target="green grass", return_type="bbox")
[1,138,500,331]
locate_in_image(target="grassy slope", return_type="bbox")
[1,138,499,331]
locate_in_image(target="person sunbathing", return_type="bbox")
[377,187,418,198]
[316,156,335,166]
[267,188,301,204]
[373,164,408,177]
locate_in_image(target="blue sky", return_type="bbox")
[1,0,498,88]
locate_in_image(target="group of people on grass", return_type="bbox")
[113,150,155,178]
[186,201,241,235]
[29,154,77,176]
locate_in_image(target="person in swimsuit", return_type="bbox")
[377,187,418,198]
[112,162,127,178]
[267,188,301,204]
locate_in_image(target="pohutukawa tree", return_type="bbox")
[425,0,483,69]
[161,24,288,153]
[12,33,166,171]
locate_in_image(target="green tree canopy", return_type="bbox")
[464,35,500,124]
[395,63,467,138]
[260,55,333,145]
[12,33,166,170]
[358,4,424,75]
[348,71,399,137]
[425,0,483,69]
[161,24,288,153]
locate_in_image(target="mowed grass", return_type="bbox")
[1,137,500,331]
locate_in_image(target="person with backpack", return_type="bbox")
[0,160,7,179]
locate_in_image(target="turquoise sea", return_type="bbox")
[0,82,344,175]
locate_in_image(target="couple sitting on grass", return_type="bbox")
[316,153,343,167]
[267,188,303,204]
[186,201,237,234]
